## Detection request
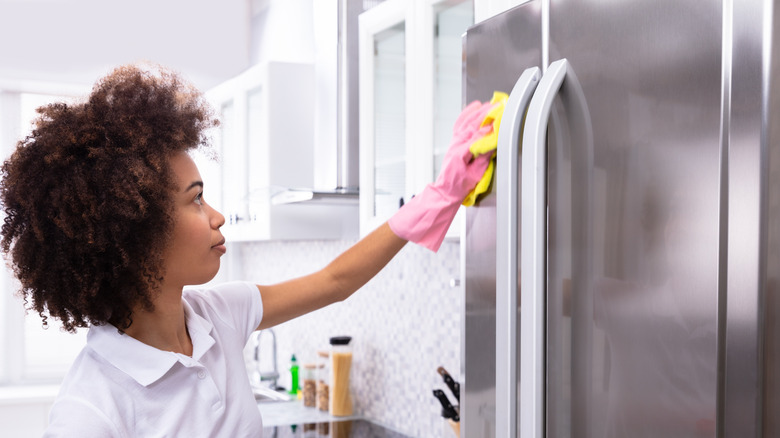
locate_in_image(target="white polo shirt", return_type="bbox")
[43,281,265,438]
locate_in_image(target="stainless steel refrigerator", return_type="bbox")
[461,1,780,437]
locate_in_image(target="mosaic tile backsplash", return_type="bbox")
[233,239,462,438]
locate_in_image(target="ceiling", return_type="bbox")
[0,0,253,93]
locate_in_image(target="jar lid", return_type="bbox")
[329,336,352,345]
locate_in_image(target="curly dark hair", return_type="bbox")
[0,64,219,332]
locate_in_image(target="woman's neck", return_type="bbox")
[123,286,193,356]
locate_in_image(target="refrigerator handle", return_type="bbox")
[495,66,541,438]
[519,58,568,438]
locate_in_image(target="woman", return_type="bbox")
[0,64,495,437]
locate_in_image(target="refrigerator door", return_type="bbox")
[462,2,542,437]
[543,1,724,437]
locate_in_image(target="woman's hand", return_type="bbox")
[387,100,497,252]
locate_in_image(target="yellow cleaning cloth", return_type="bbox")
[462,91,508,207]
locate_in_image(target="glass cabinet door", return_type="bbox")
[358,0,475,236]
[432,0,474,177]
[373,23,407,220]
[359,0,408,235]
[421,0,474,242]
[218,99,246,225]
[245,85,268,228]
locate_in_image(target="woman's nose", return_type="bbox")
[209,204,225,229]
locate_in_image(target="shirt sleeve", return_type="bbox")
[186,281,263,343]
[44,397,123,438]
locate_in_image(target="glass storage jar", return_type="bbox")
[329,336,353,417]
[302,363,316,407]
[316,350,330,411]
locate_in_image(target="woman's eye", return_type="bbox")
[194,192,204,205]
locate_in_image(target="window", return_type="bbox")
[0,92,87,385]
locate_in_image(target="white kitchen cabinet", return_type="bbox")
[428,1,475,178]
[358,0,474,237]
[419,0,475,241]
[358,0,409,236]
[205,61,358,242]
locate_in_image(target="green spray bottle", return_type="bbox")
[289,354,299,395]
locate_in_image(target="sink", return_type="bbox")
[252,385,293,403]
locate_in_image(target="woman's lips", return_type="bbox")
[212,238,227,254]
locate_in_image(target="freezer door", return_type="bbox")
[545,1,723,437]
[462,2,542,437]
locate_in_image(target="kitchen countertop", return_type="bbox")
[258,399,359,427]
[262,418,411,438]
[258,400,412,437]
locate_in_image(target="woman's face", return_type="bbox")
[161,151,226,288]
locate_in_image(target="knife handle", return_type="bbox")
[432,389,460,422]
[437,366,461,402]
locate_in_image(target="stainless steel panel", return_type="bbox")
[464,1,542,104]
[725,1,765,436]
[764,1,780,435]
[462,2,541,437]
[548,1,723,437]
[544,62,594,438]
[336,0,363,191]
[726,4,767,429]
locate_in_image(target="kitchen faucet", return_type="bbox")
[252,328,280,390]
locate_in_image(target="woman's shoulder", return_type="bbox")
[183,281,262,339]
[46,350,132,437]
[183,281,258,302]
[56,345,137,403]
[45,393,125,438]
[183,281,260,316]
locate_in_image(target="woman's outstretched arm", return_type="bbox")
[255,222,406,330]
[254,98,500,330]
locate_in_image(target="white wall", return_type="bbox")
[249,0,316,66]
[0,0,251,90]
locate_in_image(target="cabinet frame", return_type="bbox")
[358,0,411,236]
[359,0,474,238]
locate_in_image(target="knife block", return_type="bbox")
[448,419,460,437]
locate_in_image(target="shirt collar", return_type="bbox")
[184,298,216,362]
[87,299,216,387]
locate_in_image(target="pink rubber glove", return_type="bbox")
[388,100,496,252]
